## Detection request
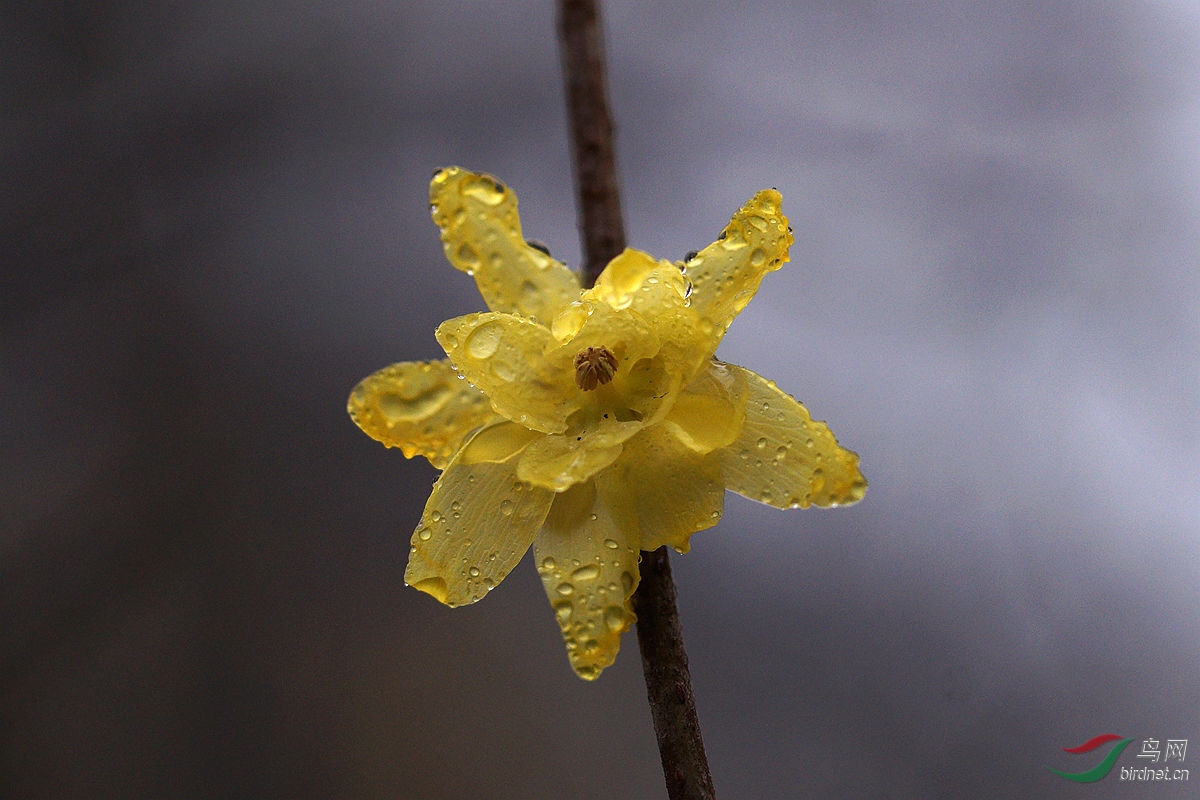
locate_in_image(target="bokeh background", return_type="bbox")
[4,2,1198,797]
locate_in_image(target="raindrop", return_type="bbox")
[430,510,444,523]
[603,538,619,549]
[540,556,556,573]
[756,437,768,449]
[417,527,433,541]
[775,445,788,461]
[465,322,503,359]
[500,499,514,516]
[556,582,575,596]
[456,242,482,270]
[468,566,481,577]
[572,564,600,581]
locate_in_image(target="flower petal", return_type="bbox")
[347,359,499,469]
[718,365,866,508]
[516,416,641,492]
[436,312,579,433]
[405,423,553,607]
[661,359,749,454]
[600,424,726,554]
[685,189,792,344]
[430,167,580,324]
[588,249,713,380]
[533,480,641,680]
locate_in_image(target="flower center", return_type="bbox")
[573,345,618,391]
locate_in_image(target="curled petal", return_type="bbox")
[589,249,712,380]
[430,167,580,324]
[516,414,642,492]
[600,424,726,554]
[533,481,641,680]
[661,359,749,454]
[718,365,866,508]
[436,312,578,434]
[405,424,553,607]
[685,189,792,344]
[347,359,499,469]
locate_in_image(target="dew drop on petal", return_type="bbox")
[410,576,449,603]
[603,538,619,549]
[572,564,600,581]
[465,322,502,359]
[756,437,768,449]
[500,499,514,516]
[468,566,481,577]
[556,582,575,596]
[417,526,433,541]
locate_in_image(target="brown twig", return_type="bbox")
[557,2,716,798]
[557,0,627,283]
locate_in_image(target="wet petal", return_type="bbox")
[405,424,553,607]
[661,359,749,454]
[533,481,640,680]
[600,424,726,554]
[718,365,866,508]
[589,249,713,379]
[436,312,578,433]
[685,189,792,344]
[430,167,579,324]
[516,414,642,492]
[347,359,499,469]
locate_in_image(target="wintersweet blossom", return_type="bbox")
[348,167,865,679]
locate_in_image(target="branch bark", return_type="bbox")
[557,3,716,798]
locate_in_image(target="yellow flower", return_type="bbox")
[348,167,865,679]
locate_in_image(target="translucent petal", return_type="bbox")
[347,359,499,469]
[589,249,713,380]
[430,167,579,325]
[516,413,642,492]
[436,312,578,434]
[533,481,641,680]
[685,189,793,344]
[717,364,866,508]
[661,359,749,454]
[405,424,553,607]
[545,299,682,427]
[599,424,726,554]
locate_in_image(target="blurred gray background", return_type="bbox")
[3,2,1198,797]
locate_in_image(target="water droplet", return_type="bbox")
[539,556,556,573]
[805,438,815,448]
[430,510,443,523]
[746,214,769,232]
[377,384,452,422]
[603,538,619,549]
[468,566,480,577]
[572,564,600,581]
[750,247,766,266]
[775,445,788,461]
[620,571,635,594]
[410,576,448,602]
[456,242,481,271]
[417,527,432,541]
[500,499,514,516]
[556,582,574,596]
[756,437,768,449]
[465,322,502,359]
[553,599,572,624]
